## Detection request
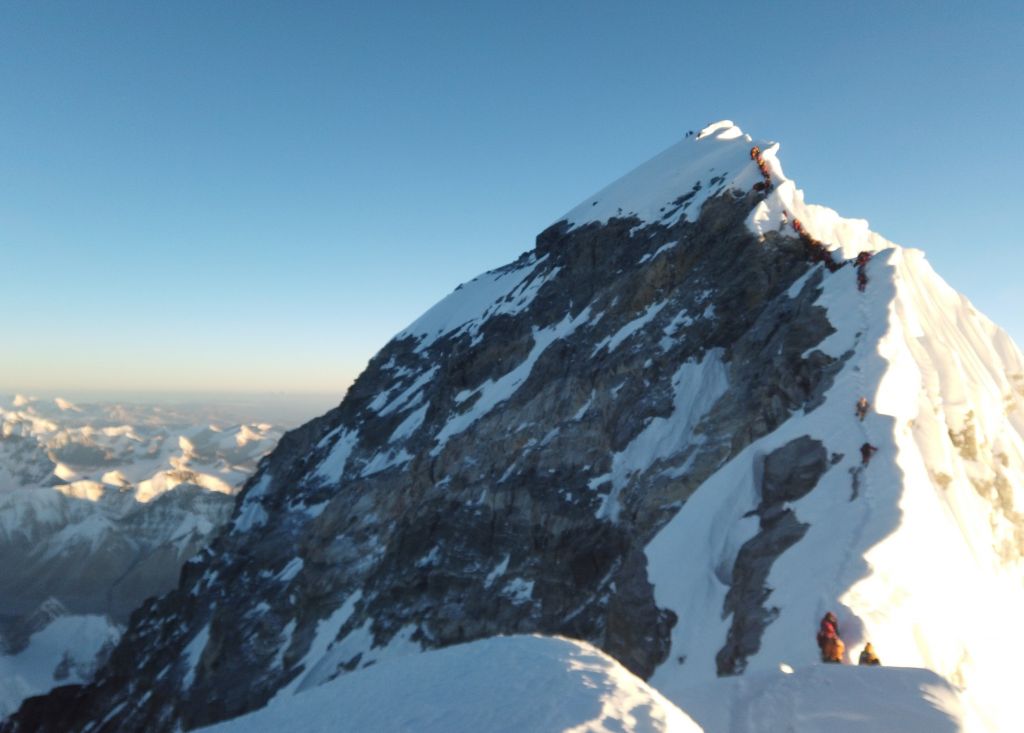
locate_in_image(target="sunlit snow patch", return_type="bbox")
[198,636,700,733]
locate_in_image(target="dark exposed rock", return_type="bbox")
[4,189,850,732]
[760,436,830,507]
[716,436,830,675]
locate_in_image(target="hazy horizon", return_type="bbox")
[0,388,341,428]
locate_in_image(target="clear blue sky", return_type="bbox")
[3,1,1022,398]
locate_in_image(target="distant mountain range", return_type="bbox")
[0,395,284,717]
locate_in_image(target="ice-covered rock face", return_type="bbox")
[8,123,1024,733]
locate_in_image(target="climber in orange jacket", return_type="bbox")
[858,642,881,666]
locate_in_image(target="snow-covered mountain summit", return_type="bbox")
[560,119,893,259]
[7,122,1023,732]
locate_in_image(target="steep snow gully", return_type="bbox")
[6,121,1024,732]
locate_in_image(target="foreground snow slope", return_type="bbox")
[199,636,701,733]
[677,664,966,733]
[199,635,969,733]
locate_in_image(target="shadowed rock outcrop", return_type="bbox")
[716,436,830,675]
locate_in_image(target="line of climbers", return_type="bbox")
[856,398,878,464]
[791,219,843,273]
[817,612,881,665]
[746,147,876,291]
[749,146,774,192]
[790,218,878,292]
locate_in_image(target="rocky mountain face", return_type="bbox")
[4,124,853,732]
[8,121,1024,732]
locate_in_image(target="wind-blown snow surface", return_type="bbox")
[676,663,966,733]
[199,635,968,733]
[199,636,700,733]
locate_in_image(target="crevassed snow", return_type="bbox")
[197,635,701,733]
[561,121,763,231]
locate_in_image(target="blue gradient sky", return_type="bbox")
[3,1,1022,398]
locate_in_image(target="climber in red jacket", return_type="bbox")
[817,612,845,663]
